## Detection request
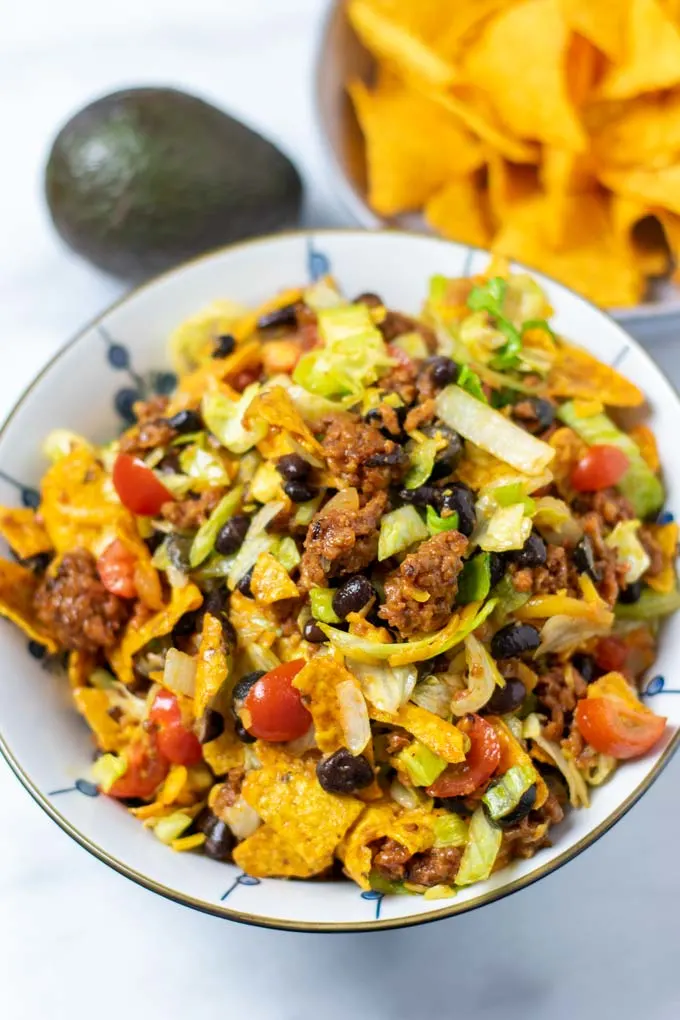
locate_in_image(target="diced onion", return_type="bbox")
[162,648,197,698]
[337,680,372,755]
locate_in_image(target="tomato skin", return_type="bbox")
[96,539,138,598]
[149,689,203,766]
[427,715,501,798]
[243,660,311,742]
[107,738,169,800]
[387,344,415,371]
[112,453,174,516]
[595,636,629,673]
[571,445,629,492]
[575,696,666,759]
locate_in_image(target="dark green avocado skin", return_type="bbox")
[45,87,303,281]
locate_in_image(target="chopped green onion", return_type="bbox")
[426,505,460,535]
[457,364,488,403]
[467,277,507,315]
[457,553,491,604]
[493,482,535,513]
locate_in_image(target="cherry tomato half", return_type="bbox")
[595,635,629,673]
[149,689,203,766]
[107,738,169,800]
[112,453,174,516]
[427,715,501,798]
[571,445,629,493]
[243,660,311,743]
[96,539,138,598]
[575,696,666,759]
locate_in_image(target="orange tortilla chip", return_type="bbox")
[242,747,364,871]
[598,0,680,99]
[232,824,325,879]
[601,165,680,218]
[487,154,539,227]
[629,424,661,472]
[370,703,466,762]
[645,522,678,593]
[40,445,122,555]
[108,583,203,686]
[193,613,245,775]
[610,198,671,278]
[560,0,627,61]
[0,507,52,560]
[425,85,538,164]
[68,649,96,690]
[115,515,163,610]
[463,0,586,151]
[548,341,645,406]
[72,687,125,752]
[250,552,299,604]
[168,300,249,374]
[229,590,281,648]
[293,656,366,754]
[0,558,57,652]
[425,176,492,248]
[589,92,680,170]
[339,801,437,889]
[244,385,325,459]
[349,76,484,216]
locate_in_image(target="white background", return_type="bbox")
[1,2,679,1018]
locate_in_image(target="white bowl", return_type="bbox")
[1,229,678,932]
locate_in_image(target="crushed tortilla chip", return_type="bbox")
[339,801,438,889]
[229,590,281,648]
[293,656,367,754]
[610,197,671,278]
[560,0,627,61]
[0,507,52,560]
[68,649,96,690]
[108,583,203,686]
[370,703,466,762]
[598,0,680,100]
[645,522,678,593]
[241,747,364,871]
[349,76,484,216]
[245,385,325,459]
[601,164,680,219]
[159,764,189,805]
[489,715,548,807]
[72,687,125,752]
[40,445,123,555]
[0,558,57,652]
[629,424,661,473]
[548,341,645,406]
[250,551,299,604]
[192,612,245,775]
[233,824,326,878]
[548,427,587,483]
[115,515,163,610]
[424,176,492,247]
[171,833,206,852]
[168,299,249,374]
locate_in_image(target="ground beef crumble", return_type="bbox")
[535,665,588,742]
[161,488,226,530]
[298,491,388,590]
[379,530,468,638]
[321,414,407,496]
[119,417,177,457]
[34,548,130,653]
[212,768,245,812]
[370,839,462,887]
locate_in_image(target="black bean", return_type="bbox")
[619,580,642,604]
[437,797,473,817]
[316,749,374,794]
[232,670,266,710]
[215,514,250,555]
[490,622,541,659]
[489,552,506,588]
[236,565,254,597]
[28,640,46,660]
[212,334,236,359]
[512,397,556,435]
[332,575,376,619]
[439,483,476,537]
[234,719,257,743]
[364,449,407,468]
[198,708,225,744]
[495,784,537,827]
[20,552,52,574]
[398,485,439,508]
[303,619,328,643]
[573,536,601,582]
[486,677,526,714]
[284,480,317,503]
[423,425,463,480]
[509,532,547,569]
[203,587,229,617]
[257,302,298,330]
[144,532,164,555]
[166,408,203,433]
[194,807,219,836]
[173,610,200,637]
[354,292,383,308]
[277,453,310,482]
[429,356,459,388]
[571,652,597,684]
[203,819,235,861]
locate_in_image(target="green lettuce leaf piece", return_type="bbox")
[482,764,536,821]
[615,586,680,620]
[310,587,341,624]
[202,383,268,455]
[433,813,469,848]
[378,505,429,561]
[189,486,243,568]
[426,505,460,535]
[397,740,448,787]
[457,553,491,604]
[455,807,502,886]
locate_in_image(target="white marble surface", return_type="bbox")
[1,2,680,1018]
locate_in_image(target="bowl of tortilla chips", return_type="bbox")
[316,0,680,326]
[1,229,679,931]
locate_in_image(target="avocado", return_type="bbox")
[45,87,303,281]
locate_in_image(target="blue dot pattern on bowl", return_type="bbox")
[643,675,680,697]
[220,873,261,901]
[100,326,178,426]
[361,889,385,920]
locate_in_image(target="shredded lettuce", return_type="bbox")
[43,429,93,462]
[410,673,454,718]
[378,505,429,561]
[293,303,393,398]
[153,811,194,845]
[523,713,589,808]
[451,633,503,716]
[491,575,531,620]
[492,482,536,514]
[189,486,243,568]
[202,383,268,455]
[476,503,533,553]
[390,779,432,812]
[397,740,448,786]
[482,764,536,821]
[179,439,230,486]
[392,331,430,360]
[310,587,341,624]
[273,536,301,573]
[436,386,554,475]
[91,753,126,792]
[615,585,680,620]
[457,364,488,402]
[321,599,497,666]
[426,505,460,535]
[404,438,440,489]
[303,277,343,310]
[351,659,418,714]
[250,461,285,504]
[455,806,502,886]
[557,401,664,518]
[532,496,583,544]
[226,501,283,590]
[457,553,492,604]
[433,813,469,848]
[292,492,323,527]
[605,520,650,585]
